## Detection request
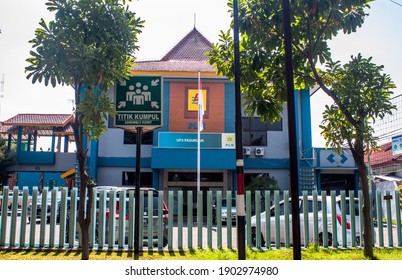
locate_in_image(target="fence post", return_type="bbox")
[128,190,135,249]
[197,191,203,249]
[9,187,20,246]
[216,190,222,249]
[312,190,319,245]
[245,191,252,247]
[376,191,384,247]
[207,191,212,248]
[187,191,193,250]
[385,191,393,247]
[394,190,401,247]
[330,191,337,247]
[157,190,164,250]
[168,190,174,251]
[39,188,48,247]
[274,190,280,249]
[348,191,356,247]
[29,187,38,248]
[340,190,347,247]
[19,187,30,248]
[58,188,68,248]
[302,191,309,247]
[255,190,262,249]
[118,189,126,250]
[226,191,232,250]
[147,190,154,251]
[284,191,290,248]
[0,186,10,246]
[177,190,183,250]
[264,190,271,250]
[321,191,328,248]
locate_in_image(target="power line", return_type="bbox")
[390,0,402,8]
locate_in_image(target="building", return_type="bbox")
[0,28,360,202]
[0,114,75,189]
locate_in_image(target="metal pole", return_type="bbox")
[197,71,201,192]
[233,0,246,260]
[134,126,142,256]
[282,0,302,260]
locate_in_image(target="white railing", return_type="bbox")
[0,186,401,251]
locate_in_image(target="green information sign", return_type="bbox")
[115,76,162,127]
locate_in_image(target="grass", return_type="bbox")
[0,247,402,260]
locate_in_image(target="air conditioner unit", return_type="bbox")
[243,147,251,156]
[255,147,265,156]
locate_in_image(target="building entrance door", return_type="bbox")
[163,170,228,215]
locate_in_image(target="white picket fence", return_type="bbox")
[0,186,401,251]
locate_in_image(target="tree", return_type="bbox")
[208,0,385,258]
[320,54,395,257]
[0,137,16,188]
[25,0,144,260]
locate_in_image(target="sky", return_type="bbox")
[0,0,401,148]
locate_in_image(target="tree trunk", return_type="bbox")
[357,161,374,258]
[73,83,93,260]
[352,141,374,259]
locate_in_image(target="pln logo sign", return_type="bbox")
[187,89,207,111]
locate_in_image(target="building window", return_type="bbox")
[108,115,115,128]
[242,117,282,146]
[122,171,153,187]
[168,172,224,182]
[124,130,153,145]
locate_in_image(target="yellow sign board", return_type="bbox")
[188,89,207,111]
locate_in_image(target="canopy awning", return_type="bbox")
[61,168,75,179]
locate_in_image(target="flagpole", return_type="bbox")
[197,71,201,192]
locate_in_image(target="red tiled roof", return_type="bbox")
[134,28,216,73]
[367,142,402,167]
[161,28,212,61]
[1,114,75,138]
[2,114,74,126]
[135,60,215,73]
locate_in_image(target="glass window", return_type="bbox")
[122,172,153,187]
[167,172,223,182]
[242,117,282,146]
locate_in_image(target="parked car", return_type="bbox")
[27,190,62,223]
[249,195,361,247]
[67,186,169,247]
[212,197,236,224]
[5,189,32,210]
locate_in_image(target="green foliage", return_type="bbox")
[245,174,280,191]
[77,87,116,140]
[208,0,372,122]
[25,0,144,140]
[26,0,144,89]
[319,54,396,154]
[0,137,16,186]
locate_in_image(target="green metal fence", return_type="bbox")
[0,186,401,251]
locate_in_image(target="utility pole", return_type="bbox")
[282,0,302,260]
[233,0,246,260]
